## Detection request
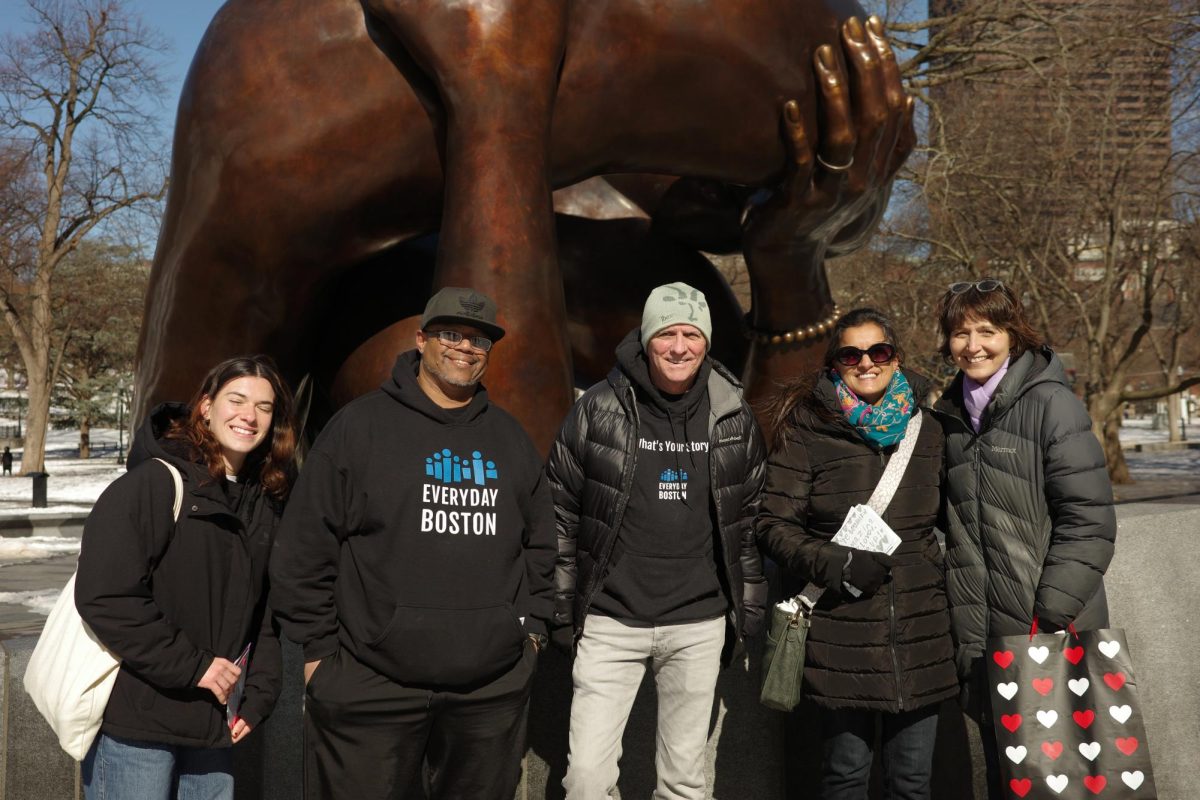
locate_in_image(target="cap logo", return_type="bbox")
[459,294,486,314]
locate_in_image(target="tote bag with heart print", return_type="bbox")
[985,626,1157,799]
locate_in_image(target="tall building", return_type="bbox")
[926,0,1172,219]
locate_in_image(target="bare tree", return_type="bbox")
[0,0,167,473]
[885,0,1200,482]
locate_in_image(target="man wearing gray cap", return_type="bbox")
[272,287,555,799]
[548,282,767,799]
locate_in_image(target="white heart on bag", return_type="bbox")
[1068,677,1090,696]
[1110,704,1133,724]
[996,682,1019,700]
[1028,645,1050,664]
[1037,709,1059,728]
[1122,771,1145,790]
[1045,774,1069,794]
[1006,745,1028,764]
[1079,741,1101,761]
[1099,640,1122,658]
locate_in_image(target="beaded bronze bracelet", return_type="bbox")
[745,305,841,347]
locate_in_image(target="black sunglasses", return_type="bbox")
[949,279,1004,294]
[833,342,896,367]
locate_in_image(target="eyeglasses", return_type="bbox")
[431,329,493,353]
[833,342,897,367]
[948,279,1004,294]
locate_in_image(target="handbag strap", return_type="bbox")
[864,409,922,516]
[792,410,923,611]
[152,458,184,522]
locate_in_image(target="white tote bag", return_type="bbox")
[24,458,182,760]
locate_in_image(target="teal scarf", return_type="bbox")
[831,369,915,448]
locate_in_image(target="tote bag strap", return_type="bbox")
[865,409,922,516]
[152,458,184,523]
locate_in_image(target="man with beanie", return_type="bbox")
[548,281,768,799]
[271,287,555,799]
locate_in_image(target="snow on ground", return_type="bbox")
[0,426,126,515]
[0,589,60,615]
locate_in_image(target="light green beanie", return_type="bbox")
[640,282,712,351]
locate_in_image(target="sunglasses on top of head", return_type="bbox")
[948,279,1004,294]
[833,343,897,367]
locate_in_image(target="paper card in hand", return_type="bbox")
[832,504,902,555]
[226,642,252,730]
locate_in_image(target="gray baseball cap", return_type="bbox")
[420,287,505,342]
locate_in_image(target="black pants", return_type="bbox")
[303,644,536,800]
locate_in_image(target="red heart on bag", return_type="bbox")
[1104,672,1127,691]
[1064,646,1085,664]
[1041,740,1064,759]
[1010,778,1032,798]
[1001,713,1023,733]
[1032,678,1054,695]
[1116,736,1139,755]
[1073,709,1096,729]
[994,650,1015,668]
[1084,775,1107,794]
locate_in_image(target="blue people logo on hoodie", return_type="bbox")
[658,467,688,500]
[425,449,499,486]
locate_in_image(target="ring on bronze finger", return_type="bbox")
[817,154,854,172]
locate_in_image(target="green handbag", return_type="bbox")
[759,596,813,712]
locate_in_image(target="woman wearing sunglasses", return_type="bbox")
[931,280,1115,797]
[757,308,957,800]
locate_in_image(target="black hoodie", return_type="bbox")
[75,403,283,748]
[270,351,556,689]
[588,334,727,623]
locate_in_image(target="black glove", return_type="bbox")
[550,624,576,656]
[842,549,895,598]
[742,606,766,639]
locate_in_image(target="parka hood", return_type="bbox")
[381,349,490,426]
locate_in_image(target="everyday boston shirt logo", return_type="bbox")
[420,448,500,535]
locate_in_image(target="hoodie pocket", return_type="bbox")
[363,603,526,688]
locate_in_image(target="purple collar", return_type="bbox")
[963,357,1011,433]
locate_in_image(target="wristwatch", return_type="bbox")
[528,632,548,653]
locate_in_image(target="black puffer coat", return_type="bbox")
[547,334,768,665]
[932,348,1115,681]
[76,404,283,748]
[756,372,958,712]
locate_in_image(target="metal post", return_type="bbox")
[117,388,125,464]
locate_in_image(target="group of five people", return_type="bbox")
[72,278,1114,799]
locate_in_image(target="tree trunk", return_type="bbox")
[1102,418,1132,485]
[79,415,91,459]
[1166,392,1182,443]
[19,376,50,475]
[1089,392,1132,485]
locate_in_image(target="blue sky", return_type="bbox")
[0,0,227,124]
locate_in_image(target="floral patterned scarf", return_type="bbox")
[831,368,915,448]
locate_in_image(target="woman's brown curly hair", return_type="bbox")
[164,355,298,501]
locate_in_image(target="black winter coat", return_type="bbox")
[932,348,1115,681]
[547,345,768,665]
[76,404,283,748]
[756,372,958,712]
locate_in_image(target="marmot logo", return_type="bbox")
[991,446,1018,454]
[718,435,742,444]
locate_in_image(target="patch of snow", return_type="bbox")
[0,588,62,615]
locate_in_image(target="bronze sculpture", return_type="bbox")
[135,0,913,452]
